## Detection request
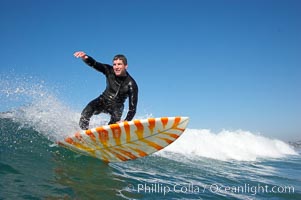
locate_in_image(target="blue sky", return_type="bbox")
[0,0,300,141]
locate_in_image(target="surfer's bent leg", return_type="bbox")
[79,97,103,130]
[108,104,124,125]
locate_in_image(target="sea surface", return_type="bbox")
[1,76,300,200]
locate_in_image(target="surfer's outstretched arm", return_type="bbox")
[74,51,108,74]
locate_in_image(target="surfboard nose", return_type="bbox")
[180,116,189,123]
[181,116,189,121]
[179,116,189,128]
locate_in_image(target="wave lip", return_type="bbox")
[160,129,298,161]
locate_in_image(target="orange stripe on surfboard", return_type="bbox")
[134,120,144,139]
[114,148,138,160]
[157,137,174,144]
[161,117,169,129]
[127,146,148,157]
[142,139,163,150]
[96,127,109,147]
[171,116,185,131]
[104,148,129,161]
[161,132,180,139]
[64,137,96,155]
[85,130,96,143]
[148,118,156,134]
[123,121,131,143]
[109,123,122,145]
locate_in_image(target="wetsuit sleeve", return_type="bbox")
[83,56,110,74]
[124,80,138,121]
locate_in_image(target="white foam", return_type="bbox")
[159,129,298,161]
[0,75,83,141]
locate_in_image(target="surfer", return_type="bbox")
[74,51,138,130]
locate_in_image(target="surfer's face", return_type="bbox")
[113,59,127,76]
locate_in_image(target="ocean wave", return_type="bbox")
[159,129,298,161]
[1,74,298,162]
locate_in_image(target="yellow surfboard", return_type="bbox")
[58,116,189,162]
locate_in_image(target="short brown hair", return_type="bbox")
[113,54,127,65]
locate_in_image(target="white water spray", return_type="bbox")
[159,129,297,161]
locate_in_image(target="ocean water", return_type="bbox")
[1,76,300,200]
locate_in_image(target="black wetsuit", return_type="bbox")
[79,56,138,130]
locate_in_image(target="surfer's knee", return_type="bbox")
[108,115,120,125]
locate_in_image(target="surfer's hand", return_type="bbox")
[74,51,88,59]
